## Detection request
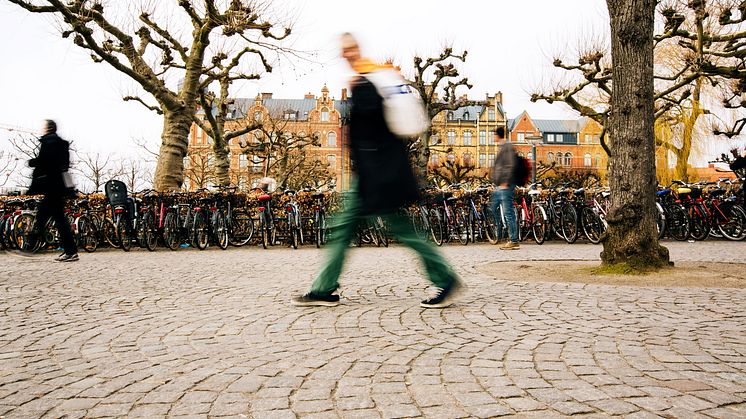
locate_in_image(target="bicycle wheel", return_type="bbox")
[454,207,469,245]
[315,212,327,248]
[411,208,429,241]
[14,213,39,252]
[689,205,709,241]
[581,207,603,244]
[656,202,666,240]
[718,203,746,241]
[561,204,579,244]
[289,214,299,249]
[531,205,547,245]
[77,215,99,253]
[193,212,209,250]
[482,206,499,245]
[467,210,477,243]
[142,212,158,251]
[518,206,531,242]
[259,213,268,249]
[429,208,445,246]
[666,204,690,241]
[374,216,388,248]
[100,217,119,248]
[214,210,229,250]
[162,212,179,250]
[115,214,132,252]
[228,211,253,247]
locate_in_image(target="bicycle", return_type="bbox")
[254,188,276,249]
[283,189,302,249]
[462,185,499,244]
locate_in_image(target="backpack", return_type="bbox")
[514,153,531,186]
[364,68,430,138]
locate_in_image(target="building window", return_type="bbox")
[253,111,262,122]
[488,131,496,145]
[464,111,470,120]
[488,108,495,121]
[479,130,486,145]
[251,155,262,173]
[239,154,248,168]
[488,153,496,166]
[547,134,555,143]
[183,156,189,169]
[284,111,296,120]
[327,132,337,147]
[430,153,440,165]
[313,131,321,146]
[564,153,572,167]
[585,134,592,144]
[517,133,525,143]
[596,154,602,168]
[463,131,473,146]
[547,152,554,163]
[593,135,600,143]
[584,153,592,167]
[327,154,336,169]
[447,153,456,163]
[430,133,440,145]
[556,134,563,143]
[447,131,456,145]
[321,108,329,122]
[479,153,487,168]
[463,152,473,165]
[448,112,455,121]
[527,152,533,161]
[253,131,262,143]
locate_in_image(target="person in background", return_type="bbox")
[291,33,463,309]
[490,126,520,250]
[26,119,78,262]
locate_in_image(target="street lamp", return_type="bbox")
[526,135,543,185]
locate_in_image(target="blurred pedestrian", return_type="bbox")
[291,33,463,309]
[26,120,78,262]
[490,126,520,250]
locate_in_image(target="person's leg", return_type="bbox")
[490,190,505,242]
[308,189,362,296]
[500,186,519,245]
[49,196,77,256]
[384,213,456,289]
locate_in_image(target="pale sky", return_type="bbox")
[0,0,735,188]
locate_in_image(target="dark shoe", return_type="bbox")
[291,292,340,307]
[420,279,464,309]
[53,252,66,261]
[56,253,79,262]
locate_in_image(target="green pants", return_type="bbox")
[310,187,456,295]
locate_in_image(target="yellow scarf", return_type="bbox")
[352,58,394,74]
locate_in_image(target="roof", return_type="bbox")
[448,105,484,121]
[508,111,580,133]
[223,97,351,121]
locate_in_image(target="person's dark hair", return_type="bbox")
[45,119,57,134]
[495,126,505,139]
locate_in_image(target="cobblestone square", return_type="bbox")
[1,242,745,418]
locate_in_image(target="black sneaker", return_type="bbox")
[56,253,79,263]
[291,292,340,307]
[53,252,66,262]
[420,279,464,309]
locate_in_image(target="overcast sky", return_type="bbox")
[0,0,613,160]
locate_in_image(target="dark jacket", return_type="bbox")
[349,76,420,215]
[490,141,516,186]
[27,133,71,196]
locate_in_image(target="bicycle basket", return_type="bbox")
[105,179,129,208]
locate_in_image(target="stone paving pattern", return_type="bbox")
[1,241,745,418]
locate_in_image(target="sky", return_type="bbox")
[0,0,736,190]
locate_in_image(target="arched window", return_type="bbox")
[596,154,602,168]
[326,154,336,169]
[320,108,329,122]
[564,153,572,167]
[463,131,473,146]
[313,132,321,146]
[327,132,337,147]
[430,133,440,145]
[447,153,456,163]
[547,152,554,162]
[584,153,592,167]
[463,152,473,165]
[430,153,440,165]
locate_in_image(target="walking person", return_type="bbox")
[291,33,463,309]
[26,119,78,262]
[490,126,520,250]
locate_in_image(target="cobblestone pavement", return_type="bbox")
[1,241,745,418]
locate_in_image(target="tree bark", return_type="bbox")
[601,0,669,269]
[153,111,192,191]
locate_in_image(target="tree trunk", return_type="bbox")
[601,0,669,269]
[213,137,231,187]
[415,132,432,187]
[153,111,192,191]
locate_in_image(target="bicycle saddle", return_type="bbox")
[198,197,213,204]
[573,188,585,196]
[677,187,692,194]
[312,192,325,199]
[258,194,272,201]
[528,189,541,196]
[656,189,671,197]
[709,188,726,197]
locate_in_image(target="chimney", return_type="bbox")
[341,88,348,101]
[496,91,503,104]
[304,92,315,99]
[261,92,273,99]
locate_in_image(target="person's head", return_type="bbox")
[340,32,361,67]
[43,119,57,135]
[495,126,505,142]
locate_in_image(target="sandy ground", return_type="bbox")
[477,260,746,288]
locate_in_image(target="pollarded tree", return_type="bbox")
[407,47,480,182]
[8,0,291,191]
[74,151,123,193]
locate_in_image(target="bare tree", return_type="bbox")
[119,158,152,192]
[407,47,481,182]
[428,156,481,187]
[8,0,292,191]
[74,151,123,193]
[183,149,214,190]
[0,151,18,188]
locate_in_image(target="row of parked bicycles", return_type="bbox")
[2,178,745,254]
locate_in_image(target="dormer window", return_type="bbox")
[464,111,470,120]
[447,112,455,121]
[284,110,296,120]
